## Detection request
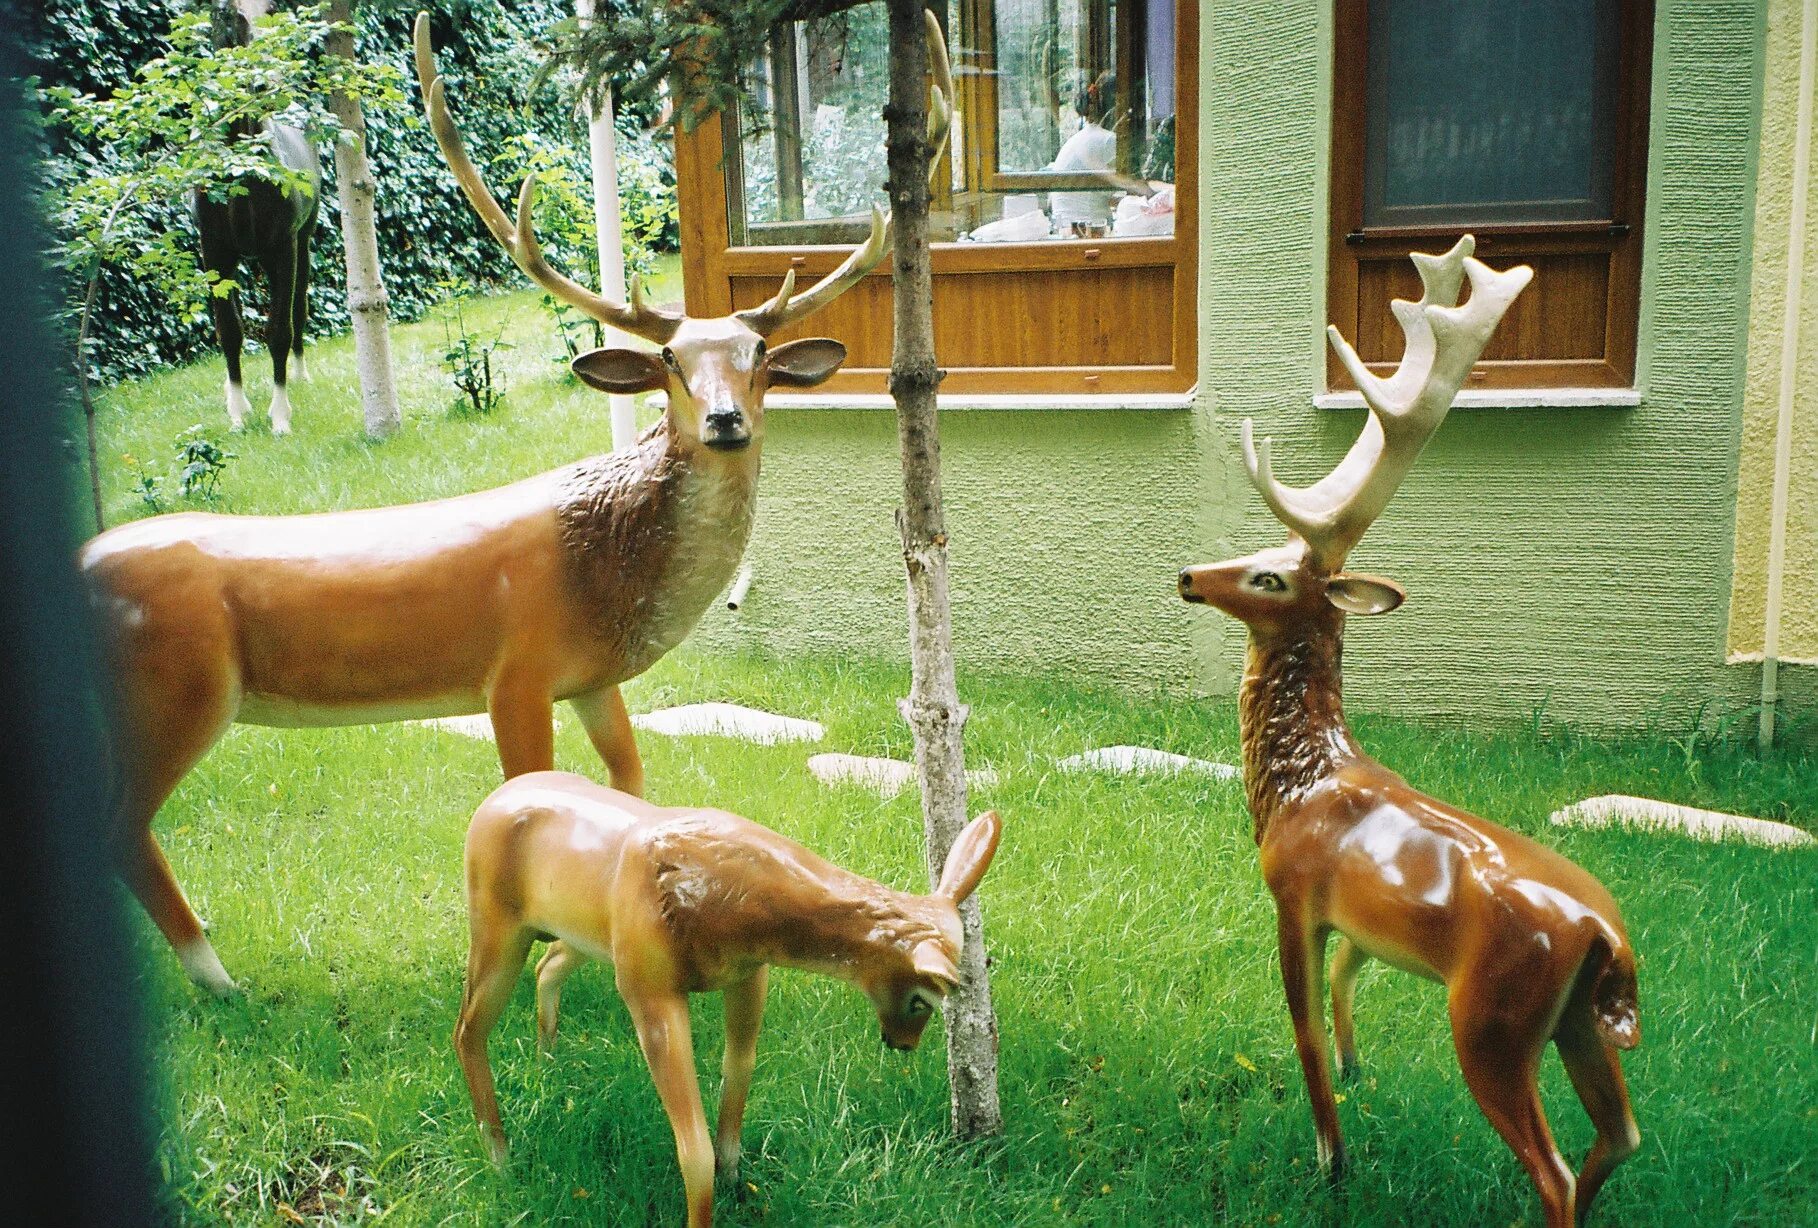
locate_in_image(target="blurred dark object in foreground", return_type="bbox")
[0,6,159,1224]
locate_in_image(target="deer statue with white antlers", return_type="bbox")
[76,12,950,998]
[455,772,1001,1228]
[1178,238,1640,1227]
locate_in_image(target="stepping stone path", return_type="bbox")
[1058,745,1242,781]
[1550,794,1813,849]
[417,714,499,741]
[807,753,999,799]
[632,702,825,745]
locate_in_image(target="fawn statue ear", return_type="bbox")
[573,347,668,394]
[936,811,1002,905]
[1326,573,1406,616]
[763,337,848,387]
[911,939,960,991]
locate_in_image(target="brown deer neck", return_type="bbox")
[553,420,759,677]
[652,824,942,982]
[1239,612,1364,843]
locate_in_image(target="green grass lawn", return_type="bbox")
[93,283,1817,1225]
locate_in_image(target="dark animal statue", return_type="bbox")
[191,12,321,433]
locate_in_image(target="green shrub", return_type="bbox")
[30,0,678,384]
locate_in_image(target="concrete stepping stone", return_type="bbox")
[1550,794,1813,849]
[416,714,498,741]
[633,702,825,745]
[1058,745,1241,781]
[807,753,999,799]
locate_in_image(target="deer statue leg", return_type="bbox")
[453,910,536,1166]
[534,939,588,1052]
[1450,984,1577,1228]
[1277,907,1346,1179]
[210,286,252,431]
[626,988,716,1227]
[1329,936,1367,1082]
[714,966,768,1190]
[487,668,555,779]
[1554,1004,1639,1224]
[261,243,296,435]
[570,684,644,797]
[288,219,313,382]
[109,625,240,995]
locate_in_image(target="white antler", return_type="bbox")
[735,9,954,336]
[414,14,683,344]
[1242,236,1533,569]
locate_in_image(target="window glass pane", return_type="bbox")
[1364,0,1617,227]
[728,0,1178,247]
[735,7,892,243]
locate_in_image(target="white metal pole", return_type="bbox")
[578,0,638,451]
[1761,0,1816,749]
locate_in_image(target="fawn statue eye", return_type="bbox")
[660,347,680,372]
[1252,572,1286,593]
[906,993,933,1017]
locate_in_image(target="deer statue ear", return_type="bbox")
[573,347,668,394]
[936,811,1002,905]
[1326,573,1407,616]
[910,938,960,991]
[764,337,848,387]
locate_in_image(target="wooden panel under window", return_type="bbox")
[1328,0,1653,390]
[674,2,1198,396]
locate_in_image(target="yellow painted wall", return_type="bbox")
[1730,0,1818,663]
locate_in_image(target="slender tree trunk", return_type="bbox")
[885,0,1001,1140]
[326,0,399,438]
[76,269,104,532]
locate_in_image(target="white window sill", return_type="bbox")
[649,389,1199,411]
[1313,387,1641,411]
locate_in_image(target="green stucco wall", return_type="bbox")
[692,0,1816,738]
[1730,0,1818,665]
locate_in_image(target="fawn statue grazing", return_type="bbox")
[455,772,1002,1228]
[76,13,949,998]
[1178,238,1640,1227]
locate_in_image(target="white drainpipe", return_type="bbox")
[578,0,639,452]
[726,562,754,611]
[1761,0,1816,749]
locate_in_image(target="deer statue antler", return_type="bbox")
[413,14,682,344]
[734,8,954,336]
[1242,236,1533,570]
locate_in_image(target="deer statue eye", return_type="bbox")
[906,993,933,1017]
[660,347,680,372]
[753,339,766,365]
[1252,572,1286,593]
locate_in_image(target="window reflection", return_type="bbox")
[729,0,1178,247]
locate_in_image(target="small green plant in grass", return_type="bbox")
[435,280,512,418]
[543,293,597,372]
[173,424,234,502]
[121,451,163,513]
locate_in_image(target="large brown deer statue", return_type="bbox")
[78,13,949,998]
[1177,238,1641,1227]
[455,771,1001,1226]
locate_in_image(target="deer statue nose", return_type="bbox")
[1179,569,1204,603]
[702,408,751,449]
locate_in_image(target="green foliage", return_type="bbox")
[542,0,869,133]
[39,5,399,368]
[434,282,511,417]
[31,0,680,384]
[173,423,235,500]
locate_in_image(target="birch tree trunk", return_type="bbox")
[326,0,399,438]
[885,0,1001,1140]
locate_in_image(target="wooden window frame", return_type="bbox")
[1327,0,1654,391]
[674,1,1198,397]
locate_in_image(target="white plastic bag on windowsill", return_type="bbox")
[1113,184,1175,237]
[966,208,1053,243]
